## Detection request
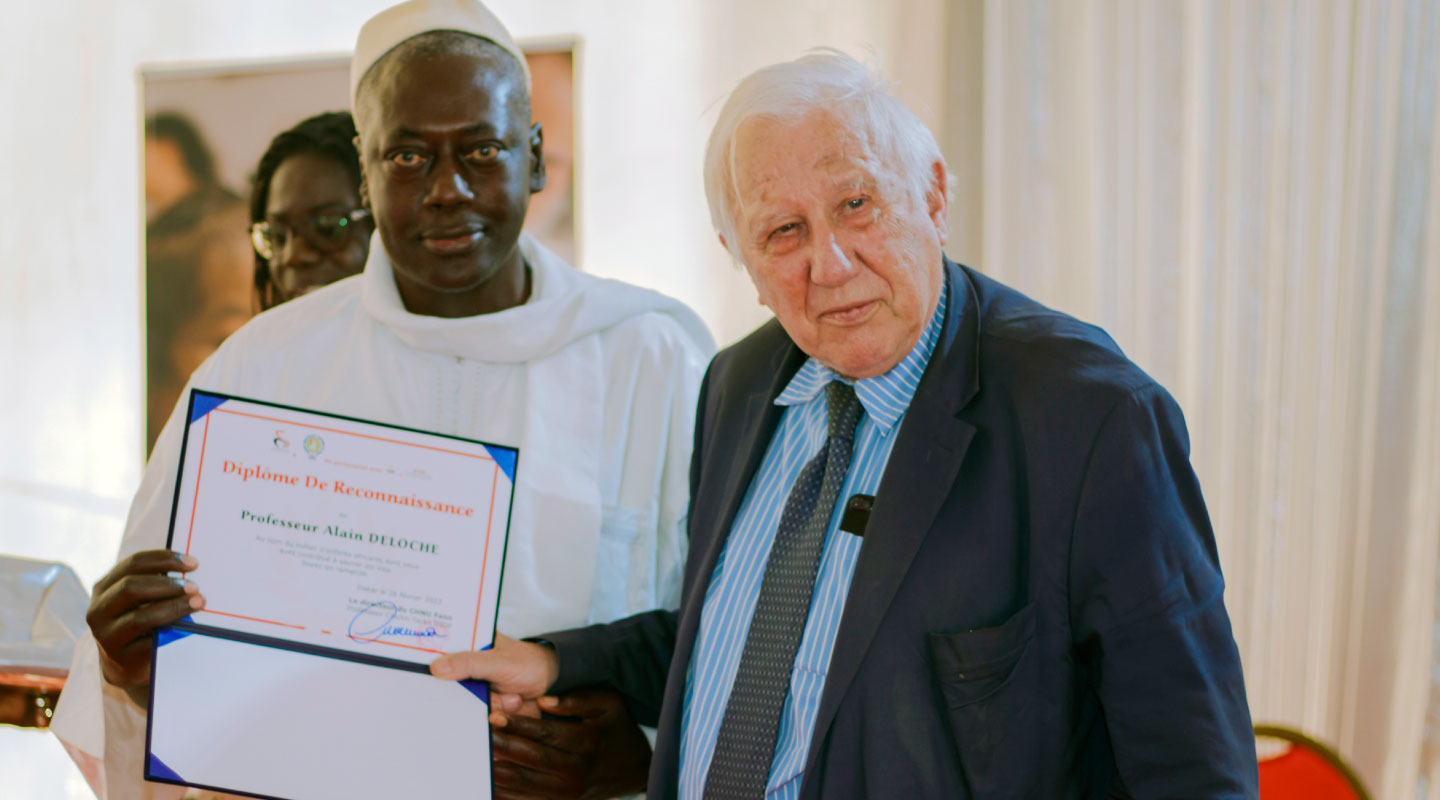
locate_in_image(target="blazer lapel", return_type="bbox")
[801,260,982,784]
[676,342,798,644]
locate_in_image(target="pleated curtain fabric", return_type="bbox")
[947,2,1440,796]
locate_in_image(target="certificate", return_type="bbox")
[145,390,515,800]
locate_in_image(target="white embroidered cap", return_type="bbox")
[350,0,531,107]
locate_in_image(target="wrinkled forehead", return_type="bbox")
[730,112,892,210]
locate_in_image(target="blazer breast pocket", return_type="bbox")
[927,603,1039,797]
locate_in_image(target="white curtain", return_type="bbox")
[939,1,1440,796]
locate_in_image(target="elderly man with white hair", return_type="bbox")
[52,1,713,798]
[439,51,1259,798]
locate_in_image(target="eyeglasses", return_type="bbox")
[250,208,372,261]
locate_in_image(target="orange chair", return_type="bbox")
[1255,724,1370,800]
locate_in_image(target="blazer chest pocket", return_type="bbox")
[927,603,1039,797]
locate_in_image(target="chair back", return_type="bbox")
[1255,724,1370,800]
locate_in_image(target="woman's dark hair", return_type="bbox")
[249,111,365,310]
[146,111,219,187]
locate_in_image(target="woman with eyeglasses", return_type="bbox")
[249,111,373,310]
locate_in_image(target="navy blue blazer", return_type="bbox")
[549,259,1259,798]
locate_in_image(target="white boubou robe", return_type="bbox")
[52,234,715,800]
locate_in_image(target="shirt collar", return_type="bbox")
[775,277,949,433]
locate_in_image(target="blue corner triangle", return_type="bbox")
[147,753,184,783]
[458,679,490,705]
[189,391,228,424]
[155,626,193,648]
[484,445,517,483]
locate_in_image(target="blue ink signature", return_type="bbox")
[347,601,444,642]
[381,625,441,638]
[348,601,397,642]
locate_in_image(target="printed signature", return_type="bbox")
[347,600,445,642]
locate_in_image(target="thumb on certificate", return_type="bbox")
[429,633,558,699]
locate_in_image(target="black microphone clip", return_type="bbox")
[840,494,875,537]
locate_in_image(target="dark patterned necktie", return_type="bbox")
[704,381,864,799]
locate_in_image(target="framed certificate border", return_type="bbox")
[163,389,515,664]
[144,388,516,799]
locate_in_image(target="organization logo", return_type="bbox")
[303,434,325,457]
[273,430,290,450]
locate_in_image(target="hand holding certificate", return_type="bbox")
[146,390,516,799]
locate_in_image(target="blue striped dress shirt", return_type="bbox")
[678,280,949,798]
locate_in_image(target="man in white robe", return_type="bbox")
[50,2,714,798]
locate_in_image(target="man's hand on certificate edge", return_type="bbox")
[431,633,560,721]
[87,549,206,708]
[490,689,652,800]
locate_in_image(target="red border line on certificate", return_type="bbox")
[194,609,444,655]
[214,407,495,462]
[470,461,502,650]
[183,412,213,560]
[182,403,508,660]
[342,636,445,655]
[198,609,306,630]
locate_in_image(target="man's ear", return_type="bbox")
[529,122,547,194]
[926,160,950,246]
